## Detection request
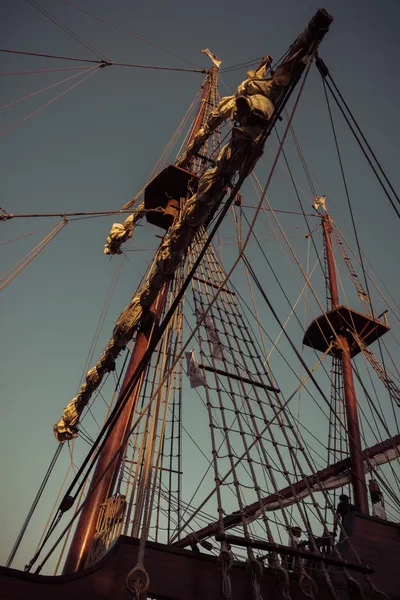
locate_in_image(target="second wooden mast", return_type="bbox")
[322,213,368,513]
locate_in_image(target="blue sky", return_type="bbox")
[1,0,400,574]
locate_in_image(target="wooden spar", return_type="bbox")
[323,215,369,514]
[63,72,213,574]
[187,72,213,147]
[174,433,399,548]
[215,533,373,573]
[199,363,280,392]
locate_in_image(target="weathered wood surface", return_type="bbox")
[1,517,399,600]
[340,511,400,599]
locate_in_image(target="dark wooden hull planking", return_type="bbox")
[1,514,399,600]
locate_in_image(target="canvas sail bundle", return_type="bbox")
[104,202,146,255]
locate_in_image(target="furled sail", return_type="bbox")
[174,433,400,547]
[247,444,400,516]
[236,435,400,520]
[54,9,333,442]
[103,202,146,255]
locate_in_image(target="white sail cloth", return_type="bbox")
[195,307,224,361]
[54,56,306,442]
[243,443,400,523]
[185,350,206,388]
[104,202,146,255]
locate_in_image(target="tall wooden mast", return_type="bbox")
[301,211,389,513]
[63,72,214,573]
[322,214,368,514]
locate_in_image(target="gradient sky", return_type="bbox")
[1,0,400,575]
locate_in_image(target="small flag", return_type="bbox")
[185,350,206,388]
[313,195,326,212]
[201,48,222,68]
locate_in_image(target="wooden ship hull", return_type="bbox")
[1,514,399,600]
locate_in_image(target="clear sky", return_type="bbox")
[1,0,400,575]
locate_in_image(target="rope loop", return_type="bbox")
[272,564,291,600]
[125,564,150,600]
[299,571,318,599]
[218,546,234,600]
[346,573,364,600]
[364,576,390,600]
[248,557,264,600]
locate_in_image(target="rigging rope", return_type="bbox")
[0,65,98,111]
[277,128,325,279]
[183,248,392,596]
[0,219,67,292]
[330,223,371,314]
[204,262,395,509]
[246,173,395,516]
[59,0,202,68]
[321,73,400,421]
[0,47,103,64]
[317,59,400,220]
[0,66,100,137]
[5,445,62,568]
[1,209,138,220]
[0,65,94,76]
[0,222,61,245]
[24,0,109,61]
[332,221,400,322]
[25,78,217,568]
[317,56,400,214]
[352,333,400,407]
[0,48,205,73]
[221,56,264,73]
[321,78,374,311]
[80,260,126,387]
[183,243,372,598]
